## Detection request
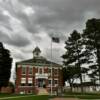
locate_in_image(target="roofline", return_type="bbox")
[16,62,62,67]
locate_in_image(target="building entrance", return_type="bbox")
[38,79,46,88]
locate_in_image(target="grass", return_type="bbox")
[63,92,100,99]
[0,94,32,97]
[0,94,48,100]
[49,92,100,99]
[1,92,100,100]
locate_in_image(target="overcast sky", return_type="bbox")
[0,0,100,82]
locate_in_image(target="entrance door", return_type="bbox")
[38,79,43,87]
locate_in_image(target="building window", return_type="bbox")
[54,69,58,76]
[54,80,58,84]
[28,67,33,75]
[38,68,43,74]
[28,78,33,83]
[48,68,51,73]
[21,78,26,83]
[48,80,51,85]
[48,68,51,75]
[22,67,26,75]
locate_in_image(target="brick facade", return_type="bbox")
[15,47,63,94]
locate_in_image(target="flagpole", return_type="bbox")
[50,35,60,95]
[51,37,53,95]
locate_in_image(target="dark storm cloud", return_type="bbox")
[16,13,40,34]
[20,0,100,40]
[0,31,31,47]
[0,31,9,42]
[0,13,12,30]
[6,35,31,47]
[1,0,100,63]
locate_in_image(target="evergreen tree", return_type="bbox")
[83,18,100,84]
[0,42,12,90]
[62,30,89,92]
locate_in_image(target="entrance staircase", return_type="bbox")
[37,88,49,95]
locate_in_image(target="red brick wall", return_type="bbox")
[15,64,63,94]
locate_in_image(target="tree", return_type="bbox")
[62,66,80,92]
[62,30,89,92]
[0,42,12,90]
[83,18,100,84]
[8,82,15,93]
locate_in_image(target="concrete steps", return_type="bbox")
[37,88,49,95]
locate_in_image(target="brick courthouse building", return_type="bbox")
[15,47,63,94]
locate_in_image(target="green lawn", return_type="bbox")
[0,95,48,100]
[1,93,100,100]
[63,92,100,99]
[0,94,30,97]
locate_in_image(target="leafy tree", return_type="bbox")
[62,30,89,92]
[83,18,100,84]
[0,42,12,90]
[62,66,80,92]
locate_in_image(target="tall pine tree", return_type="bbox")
[0,42,12,90]
[83,18,100,84]
[62,30,89,92]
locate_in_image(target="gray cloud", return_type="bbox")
[6,35,31,47]
[1,0,100,63]
[19,0,100,39]
[0,31,31,47]
[0,0,100,82]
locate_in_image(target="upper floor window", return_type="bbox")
[22,67,26,75]
[54,80,58,84]
[21,78,26,83]
[54,68,58,76]
[48,80,51,85]
[38,68,43,74]
[28,78,33,83]
[48,68,51,73]
[28,67,33,75]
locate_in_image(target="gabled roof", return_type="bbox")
[16,56,62,67]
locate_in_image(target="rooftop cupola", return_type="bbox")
[33,47,41,58]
